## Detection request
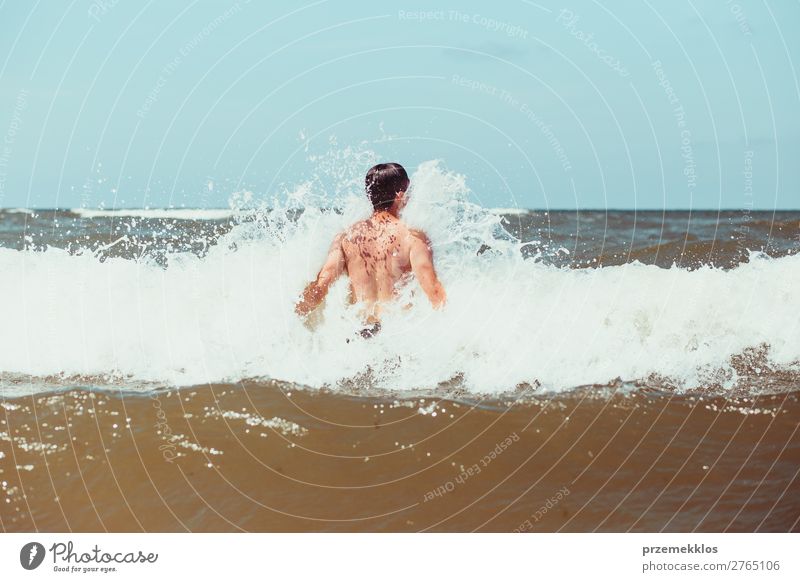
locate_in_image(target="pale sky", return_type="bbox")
[0,0,798,209]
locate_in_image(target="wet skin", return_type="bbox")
[295,194,446,323]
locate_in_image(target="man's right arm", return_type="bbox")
[409,230,446,308]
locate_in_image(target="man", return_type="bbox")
[295,162,446,337]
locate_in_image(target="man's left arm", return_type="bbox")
[295,234,345,317]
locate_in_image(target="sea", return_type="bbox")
[1,161,798,531]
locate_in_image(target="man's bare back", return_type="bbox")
[342,211,445,319]
[295,163,446,330]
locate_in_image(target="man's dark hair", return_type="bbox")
[365,163,409,211]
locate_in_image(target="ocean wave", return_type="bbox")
[491,207,530,215]
[0,208,38,217]
[69,208,236,220]
[0,161,798,395]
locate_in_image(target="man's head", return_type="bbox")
[365,163,409,212]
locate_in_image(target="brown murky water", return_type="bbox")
[2,383,798,532]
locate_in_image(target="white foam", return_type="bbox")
[0,161,797,394]
[491,207,530,215]
[71,208,235,220]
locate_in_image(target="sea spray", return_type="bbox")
[0,161,798,394]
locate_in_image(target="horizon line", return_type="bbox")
[1,206,798,212]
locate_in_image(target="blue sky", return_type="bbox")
[0,0,797,209]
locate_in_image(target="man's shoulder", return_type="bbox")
[342,221,367,239]
[407,228,431,244]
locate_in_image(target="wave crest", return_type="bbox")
[0,161,798,395]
